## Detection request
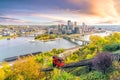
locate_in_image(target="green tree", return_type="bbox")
[80,71,108,80]
[52,68,78,80]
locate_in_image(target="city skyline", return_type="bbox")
[0,0,120,25]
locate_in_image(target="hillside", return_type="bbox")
[1,32,120,80]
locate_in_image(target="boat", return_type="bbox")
[32,51,42,55]
[50,39,55,41]
[4,56,18,62]
[7,38,11,40]
[29,40,36,43]
[19,54,32,58]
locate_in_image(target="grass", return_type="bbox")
[0,36,11,40]
[0,34,18,40]
[113,50,120,54]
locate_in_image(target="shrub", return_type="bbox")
[110,71,120,80]
[51,68,77,80]
[103,43,120,52]
[112,61,120,70]
[80,71,108,80]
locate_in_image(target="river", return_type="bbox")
[0,37,77,62]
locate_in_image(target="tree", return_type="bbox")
[92,52,112,73]
[7,57,43,80]
[0,68,5,80]
[106,32,120,43]
[110,61,120,80]
[103,43,120,52]
[110,71,120,80]
[90,35,106,53]
[80,71,108,80]
[51,68,78,80]
[112,61,120,71]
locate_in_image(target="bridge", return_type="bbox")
[63,36,90,46]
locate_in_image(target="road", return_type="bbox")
[58,46,81,59]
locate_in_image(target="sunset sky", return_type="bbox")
[0,0,120,25]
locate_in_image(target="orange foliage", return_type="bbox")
[8,56,45,80]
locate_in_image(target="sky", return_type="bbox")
[0,0,120,25]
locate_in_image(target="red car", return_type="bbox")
[53,56,64,67]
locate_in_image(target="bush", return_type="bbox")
[80,71,108,80]
[112,61,120,70]
[52,68,77,80]
[103,43,120,52]
[110,71,120,80]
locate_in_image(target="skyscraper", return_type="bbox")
[66,20,73,34]
[74,21,77,27]
[67,20,70,30]
[82,22,86,33]
[73,21,77,31]
[67,20,73,30]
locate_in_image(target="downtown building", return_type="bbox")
[54,20,96,35]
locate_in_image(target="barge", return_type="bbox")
[4,51,42,62]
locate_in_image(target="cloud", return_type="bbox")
[63,0,92,15]
[114,0,120,15]
[39,20,66,25]
[53,20,65,23]
[90,0,118,17]
[0,0,120,25]
[32,13,69,21]
[0,16,19,21]
[67,0,119,17]
[0,16,33,24]
[98,20,119,24]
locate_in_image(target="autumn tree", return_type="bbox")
[7,57,45,80]
[90,35,106,52]
[110,61,120,80]
[0,68,5,80]
[110,71,120,80]
[105,32,120,43]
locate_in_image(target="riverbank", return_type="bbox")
[0,35,18,40]
[40,38,59,42]
[0,36,11,40]
[83,31,113,41]
[62,31,112,46]
[0,37,77,62]
[0,45,80,68]
[1,31,120,80]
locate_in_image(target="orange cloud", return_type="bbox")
[114,0,120,15]
[67,0,119,17]
[32,14,67,21]
[90,0,118,17]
